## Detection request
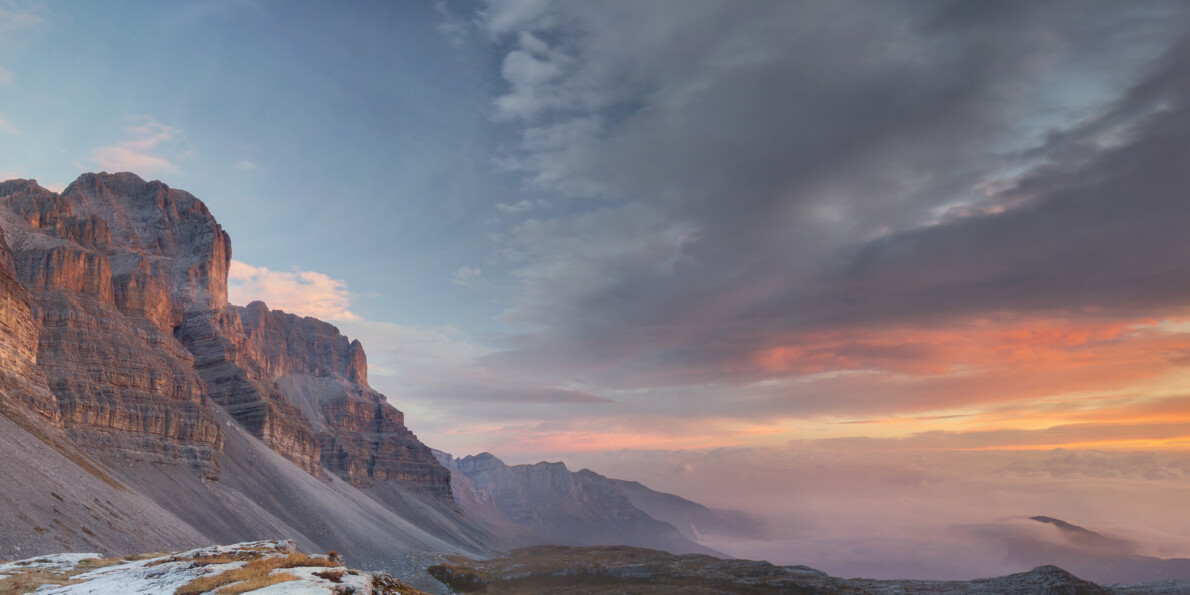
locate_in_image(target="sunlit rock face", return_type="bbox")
[0,176,222,473]
[0,172,453,501]
[0,216,54,418]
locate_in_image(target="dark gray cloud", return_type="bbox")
[478,0,1190,393]
[818,35,1190,327]
[349,2,1190,457]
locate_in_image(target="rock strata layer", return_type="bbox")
[0,221,54,415]
[238,302,451,499]
[0,177,222,473]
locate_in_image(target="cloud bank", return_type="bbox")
[398,0,1190,458]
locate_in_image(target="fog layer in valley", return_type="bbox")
[566,445,1190,582]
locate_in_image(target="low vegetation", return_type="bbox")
[211,571,299,595]
[0,555,134,594]
[0,569,84,594]
[313,568,345,582]
[0,544,434,595]
[173,551,337,595]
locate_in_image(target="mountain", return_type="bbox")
[611,477,765,542]
[996,516,1190,585]
[0,173,491,579]
[436,451,722,556]
[428,545,1188,594]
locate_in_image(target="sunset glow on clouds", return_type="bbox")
[190,1,1190,464]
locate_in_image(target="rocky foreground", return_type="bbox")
[426,545,1190,595]
[0,540,431,595]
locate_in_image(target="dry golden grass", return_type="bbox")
[0,552,151,595]
[313,568,344,583]
[0,569,83,594]
[0,555,137,594]
[148,548,266,568]
[174,552,335,595]
[214,571,298,595]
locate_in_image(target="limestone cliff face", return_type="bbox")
[177,306,323,475]
[57,172,232,313]
[0,177,222,473]
[0,172,452,501]
[0,220,55,417]
[237,302,452,500]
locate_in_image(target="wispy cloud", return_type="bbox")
[0,114,17,135]
[434,0,472,47]
[495,199,533,213]
[452,265,483,287]
[0,64,12,86]
[90,116,187,175]
[228,260,359,321]
[0,0,49,33]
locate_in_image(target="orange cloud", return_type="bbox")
[228,260,359,321]
[753,318,1174,374]
[90,116,185,175]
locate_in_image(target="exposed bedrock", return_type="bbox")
[0,222,55,418]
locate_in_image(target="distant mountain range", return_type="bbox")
[1010,516,1190,585]
[435,450,763,556]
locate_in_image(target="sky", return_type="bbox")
[4,0,1190,578]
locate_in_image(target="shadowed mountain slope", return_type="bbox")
[437,451,721,556]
